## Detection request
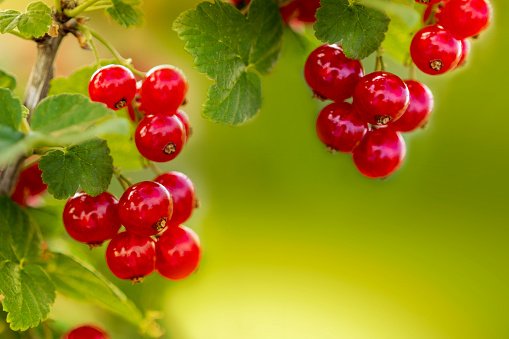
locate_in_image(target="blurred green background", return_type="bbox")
[1,0,509,338]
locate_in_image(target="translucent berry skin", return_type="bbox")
[89,65,136,110]
[141,65,188,114]
[156,226,202,281]
[154,172,196,227]
[304,45,364,102]
[353,128,406,179]
[353,71,409,125]
[135,114,186,163]
[456,39,471,68]
[410,25,462,75]
[315,102,368,153]
[63,192,121,246]
[390,80,434,133]
[106,231,156,281]
[63,325,110,339]
[118,181,173,236]
[175,109,191,139]
[11,162,47,206]
[440,0,492,39]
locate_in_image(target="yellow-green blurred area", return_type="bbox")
[1,1,509,338]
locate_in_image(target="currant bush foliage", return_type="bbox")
[0,1,52,38]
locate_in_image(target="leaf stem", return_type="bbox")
[84,5,112,12]
[148,161,162,176]
[114,168,133,191]
[409,62,417,80]
[89,38,101,70]
[21,118,31,134]
[375,48,385,72]
[55,0,62,13]
[64,0,102,17]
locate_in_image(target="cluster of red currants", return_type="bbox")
[63,325,109,339]
[412,0,492,75]
[228,0,320,25]
[61,64,203,283]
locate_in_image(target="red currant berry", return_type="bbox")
[156,226,202,281]
[154,172,197,227]
[63,192,121,247]
[390,80,434,133]
[352,128,406,179]
[456,38,471,68]
[63,325,110,339]
[410,25,462,75]
[304,44,364,102]
[118,181,173,236]
[279,1,299,23]
[440,0,492,39]
[175,109,191,139]
[315,102,368,153]
[11,161,47,207]
[353,71,409,125]
[135,114,186,163]
[106,231,156,282]
[423,2,445,23]
[89,65,136,110]
[141,65,188,114]
[295,0,321,23]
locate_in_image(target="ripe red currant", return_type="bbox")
[89,65,136,110]
[352,128,406,179]
[440,0,492,39]
[304,44,364,102]
[135,114,186,163]
[353,71,409,125]
[315,102,368,153]
[141,65,188,114]
[154,172,197,227]
[63,325,110,339]
[106,231,156,282]
[175,109,192,140]
[156,225,202,281]
[390,80,434,133]
[410,25,462,75]
[11,161,47,207]
[118,181,173,236]
[63,192,121,247]
[295,0,321,23]
[456,39,471,69]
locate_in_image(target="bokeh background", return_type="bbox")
[1,0,509,338]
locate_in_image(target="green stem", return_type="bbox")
[55,0,62,13]
[84,5,111,12]
[409,62,417,80]
[21,118,31,134]
[64,0,102,17]
[89,38,101,69]
[375,49,385,72]
[22,155,41,170]
[114,168,133,191]
[148,162,163,176]
[7,30,32,40]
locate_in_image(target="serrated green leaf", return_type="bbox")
[314,0,390,60]
[31,94,115,133]
[39,139,114,200]
[360,0,419,29]
[107,0,144,28]
[27,203,65,238]
[0,125,24,152]
[0,1,53,38]
[173,0,283,125]
[0,263,55,331]
[0,197,54,332]
[44,253,151,330]
[0,88,22,130]
[0,69,16,90]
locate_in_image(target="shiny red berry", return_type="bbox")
[141,65,188,114]
[315,102,368,153]
[353,71,409,125]
[118,181,173,236]
[175,109,191,139]
[135,114,186,163]
[63,325,110,339]
[456,39,471,68]
[295,0,321,23]
[154,172,197,227]
[106,231,156,282]
[390,80,434,133]
[410,25,462,75]
[440,0,492,39]
[11,161,47,207]
[279,1,299,23]
[156,225,202,281]
[89,65,136,110]
[63,192,121,247]
[353,128,406,179]
[304,44,364,102]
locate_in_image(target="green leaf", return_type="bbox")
[173,0,283,125]
[49,61,115,97]
[0,126,23,152]
[0,197,54,332]
[0,88,22,130]
[0,1,53,38]
[359,0,419,29]
[44,253,149,329]
[107,0,144,28]
[0,69,16,90]
[31,94,115,133]
[103,132,143,170]
[38,138,114,200]
[314,0,390,60]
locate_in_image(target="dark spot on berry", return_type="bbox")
[115,98,127,109]
[312,91,328,101]
[164,143,176,154]
[88,241,104,250]
[430,60,443,71]
[153,217,167,232]
[375,115,392,125]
